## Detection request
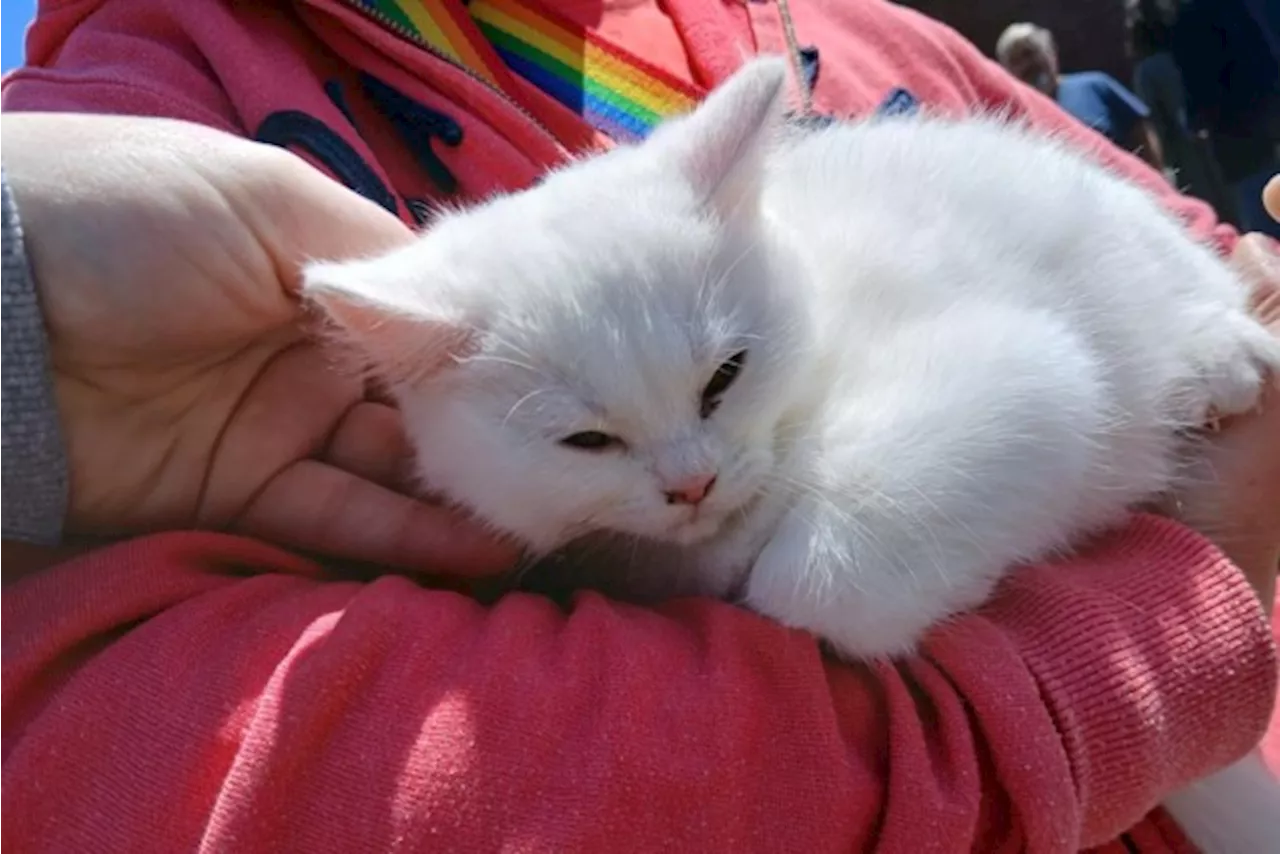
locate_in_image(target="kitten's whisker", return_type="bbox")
[484,333,544,368]
[502,387,554,426]
[461,353,544,376]
[698,234,762,315]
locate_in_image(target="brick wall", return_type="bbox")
[898,0,1134,87]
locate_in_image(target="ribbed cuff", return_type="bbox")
[985,514,1276,844]
[2,167,69,544]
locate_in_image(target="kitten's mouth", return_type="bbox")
[673,516,723,545]
[672,496,757,545]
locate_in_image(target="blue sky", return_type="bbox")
[3,0,38,73]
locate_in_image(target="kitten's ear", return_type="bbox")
[655,56,790,216]
[303,258,477,385]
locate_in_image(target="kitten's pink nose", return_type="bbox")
[664,473,717,506]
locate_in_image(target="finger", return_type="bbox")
[233,459,522,576]
[324,401,416,491]
[198,342,363,527]
[1264,174,1280,223]
[1231,233,1280,330]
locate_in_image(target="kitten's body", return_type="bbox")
[308,59,1280,853]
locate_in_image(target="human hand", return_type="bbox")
[2,113,518,574]
[1231,175,1280,329]
[1175,377,1280,614]
[1170,178,1280,612]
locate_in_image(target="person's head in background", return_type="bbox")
[1125,0,1179,60]
[996,23,1058,97]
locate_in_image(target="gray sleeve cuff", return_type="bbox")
[3,167,69,544]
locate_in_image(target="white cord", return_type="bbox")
[774,0,813,114]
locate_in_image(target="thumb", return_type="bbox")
[230,147,417,293]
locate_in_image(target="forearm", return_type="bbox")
[1,169,67,544]
[2,518,1272,851]
[937,515,1276,845]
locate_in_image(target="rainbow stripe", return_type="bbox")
[371,0,704,143]
[470,0,701,142]
[366,0,510,86]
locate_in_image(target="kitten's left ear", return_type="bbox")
[653,56,790,217]
[303,257,478,386]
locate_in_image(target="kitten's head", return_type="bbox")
[305,58,813,553]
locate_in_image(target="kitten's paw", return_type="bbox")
[743,513,967,660]
[742,568,935,660]
[747,581,936,660]
[1194,314,1280,419]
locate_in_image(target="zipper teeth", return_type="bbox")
[774,0,812,114]
[343,1,562,146]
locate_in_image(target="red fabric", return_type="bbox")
[3,0,1238,255]
[2,517,1275,852]
[4,1,1277,849]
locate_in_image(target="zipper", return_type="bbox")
[339,0,564,149]
[775,0,813,115]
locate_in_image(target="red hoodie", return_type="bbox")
[2,1,1277,851]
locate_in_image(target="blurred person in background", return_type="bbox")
[1172,0,1280,239]
[1125,0,1237,223]
[997,21,1165,171]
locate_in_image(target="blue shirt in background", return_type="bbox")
[1055,71,1150,147]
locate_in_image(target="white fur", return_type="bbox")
[306,58,1280,852]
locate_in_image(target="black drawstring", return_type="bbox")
[255,109,400,214]
[361,73,464,196]
[324,79,359,128]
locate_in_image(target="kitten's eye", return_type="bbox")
[560,431,623,451]
[700,349,748,418]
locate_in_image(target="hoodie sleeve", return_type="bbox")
[2,516,1273,853]
[1,168,68,544]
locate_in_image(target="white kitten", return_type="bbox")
[305,59,1280,852]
